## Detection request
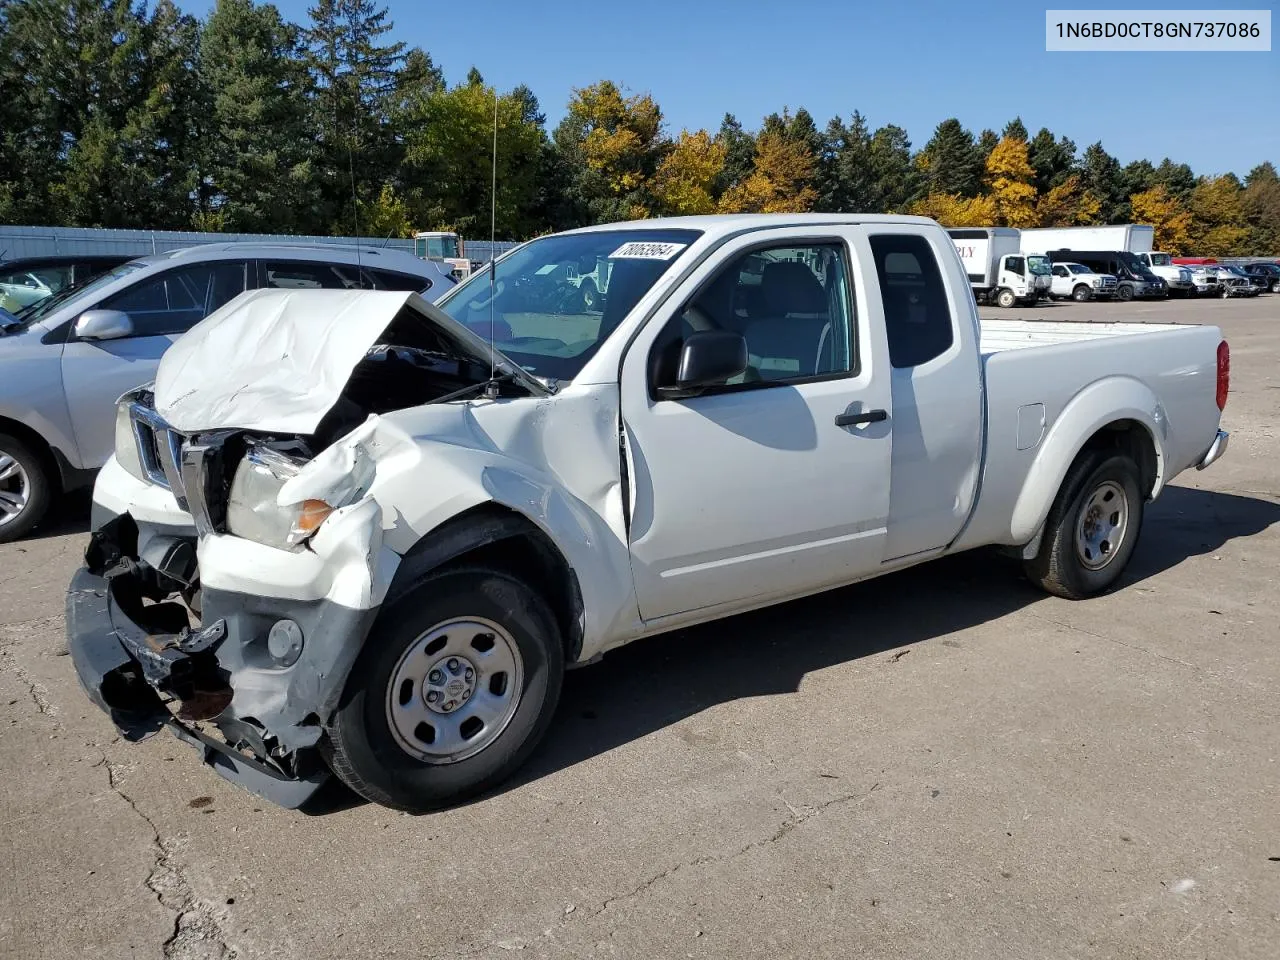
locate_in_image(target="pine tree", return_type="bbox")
[1002,117,1028,142]
[714,114,755,199]
[1242,162,1280,254]
[305,0,407,233]
[1027,128,1077,194]
[1079,142,1124,222]
[867,124,918,212]
[198,0,317,232]
[919,119,983,197]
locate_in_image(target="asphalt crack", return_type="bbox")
[580,782,880,923]
[0,641,53,716]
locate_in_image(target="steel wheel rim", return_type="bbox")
[1075,480,1129,571]
[385,616,524,764]
[0,452,30,528]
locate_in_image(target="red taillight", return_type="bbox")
[1216,340,1230,411]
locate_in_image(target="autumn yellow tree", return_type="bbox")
[651,130,726,216]
[1035,175,1101,226]
[566,81,662,195]
[1129,185,1193,253]
[909,192,998,227]
[1188,174,1251,256]
[717,130,816,213]
[985,136,1038,227]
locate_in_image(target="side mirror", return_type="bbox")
[74,309,134,341]
[658,330,749,399]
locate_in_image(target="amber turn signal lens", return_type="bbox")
[294,499,334,536]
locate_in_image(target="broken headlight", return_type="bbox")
[226,448,329,550]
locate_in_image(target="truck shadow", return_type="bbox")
[514,484,1278,792]
[304,484,1278,815]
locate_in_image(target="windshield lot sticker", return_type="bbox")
[609,241,687,260]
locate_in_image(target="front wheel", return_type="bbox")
[1116,285,1134,302]
[325,567,565,812]
[0,433,52,543]
[1024,450,1144,600]
[1072,284,1092,302]
[579,281,599,312]
[995,288,1016,308]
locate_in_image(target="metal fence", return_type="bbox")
[0,225,520,265]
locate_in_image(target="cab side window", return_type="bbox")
[869,234,954,369]
[100,261,249,337]
[1006,256,1025,276]
[650,243,855,394]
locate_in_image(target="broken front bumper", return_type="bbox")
[65,514,380,809]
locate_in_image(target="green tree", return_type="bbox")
[1242,162,1280,254]
[718,129,816,214]
[975,128,999,166]
[305,0,406,234]
[1121,159,1155,201]
[816,112,873,212]
[402,81,546,238]
[867,124,919,212]
[1001,117,1028,142]
[198,0,317,233]
[1079,142,1124,222]
[1151,158,1196,200]
[1027,128,1077,194]
[918,118,983,197]
[714,113,755,199]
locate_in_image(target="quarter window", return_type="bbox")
[869,234,955,369]
[651,242,854,392]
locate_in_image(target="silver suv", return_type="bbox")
[0,243,454,541]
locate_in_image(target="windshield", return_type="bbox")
[1147,253,1172,266]
[10,261,147,330]
[1027,256,1051,276]
[416,235,460,259]
[437,228,702,381]
[1066,263,1091,275]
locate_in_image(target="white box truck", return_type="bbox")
[1020,225,1155,255]
[948,228,1051,307]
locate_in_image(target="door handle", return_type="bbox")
[834,409,888,428]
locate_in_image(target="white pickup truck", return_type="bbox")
[66,214,1231,813]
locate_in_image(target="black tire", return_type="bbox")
[1024,451,1144,601]
[1116,285,1134,302]
[1071,284,1091,302]
[324,566,565,813]
[996,288,1016,308]
[0,433,52,544]
[579,281,599,312]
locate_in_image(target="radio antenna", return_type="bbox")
[488,87,498,384]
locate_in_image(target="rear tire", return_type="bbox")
[325,566,565,813]
[996,288,1016,308]
[1071,284,1091,302]
[0,433,51,544]
[1024,450,1144,600]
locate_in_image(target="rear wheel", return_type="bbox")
[1024,450,1144,600]
[996,288,1016,308]
[325,567,565,812]
[0,433,51,544]
[579,281,599,312]
[1071,284,1091,302]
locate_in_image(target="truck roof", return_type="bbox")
[564,213,940,240]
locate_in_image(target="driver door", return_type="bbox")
[619,229,893,623]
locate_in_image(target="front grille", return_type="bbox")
[1100,277,1117,288]
[129,403,188,503]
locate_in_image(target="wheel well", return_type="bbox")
[0,416,65,493]
[1080,419,1159,497]
[389,504,585,662]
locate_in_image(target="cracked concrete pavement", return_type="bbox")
[1,297,1278,959]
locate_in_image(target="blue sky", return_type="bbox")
[213,0,1277,177]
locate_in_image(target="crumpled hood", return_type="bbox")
[154,287,543,435]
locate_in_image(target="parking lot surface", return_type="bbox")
[1,296,1277,960]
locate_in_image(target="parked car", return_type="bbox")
[65,213,1231,812]
[1241,262,1280,293]
[1214,265,1262,297]
[1185,266,1222,297]
[0,243,454,541]
[1045,250,1167,301]
[1047,261,1118,301]
[0,254,131,313]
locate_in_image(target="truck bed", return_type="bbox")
[979,318,1185,356]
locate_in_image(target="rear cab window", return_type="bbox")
[868,234,955,368]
